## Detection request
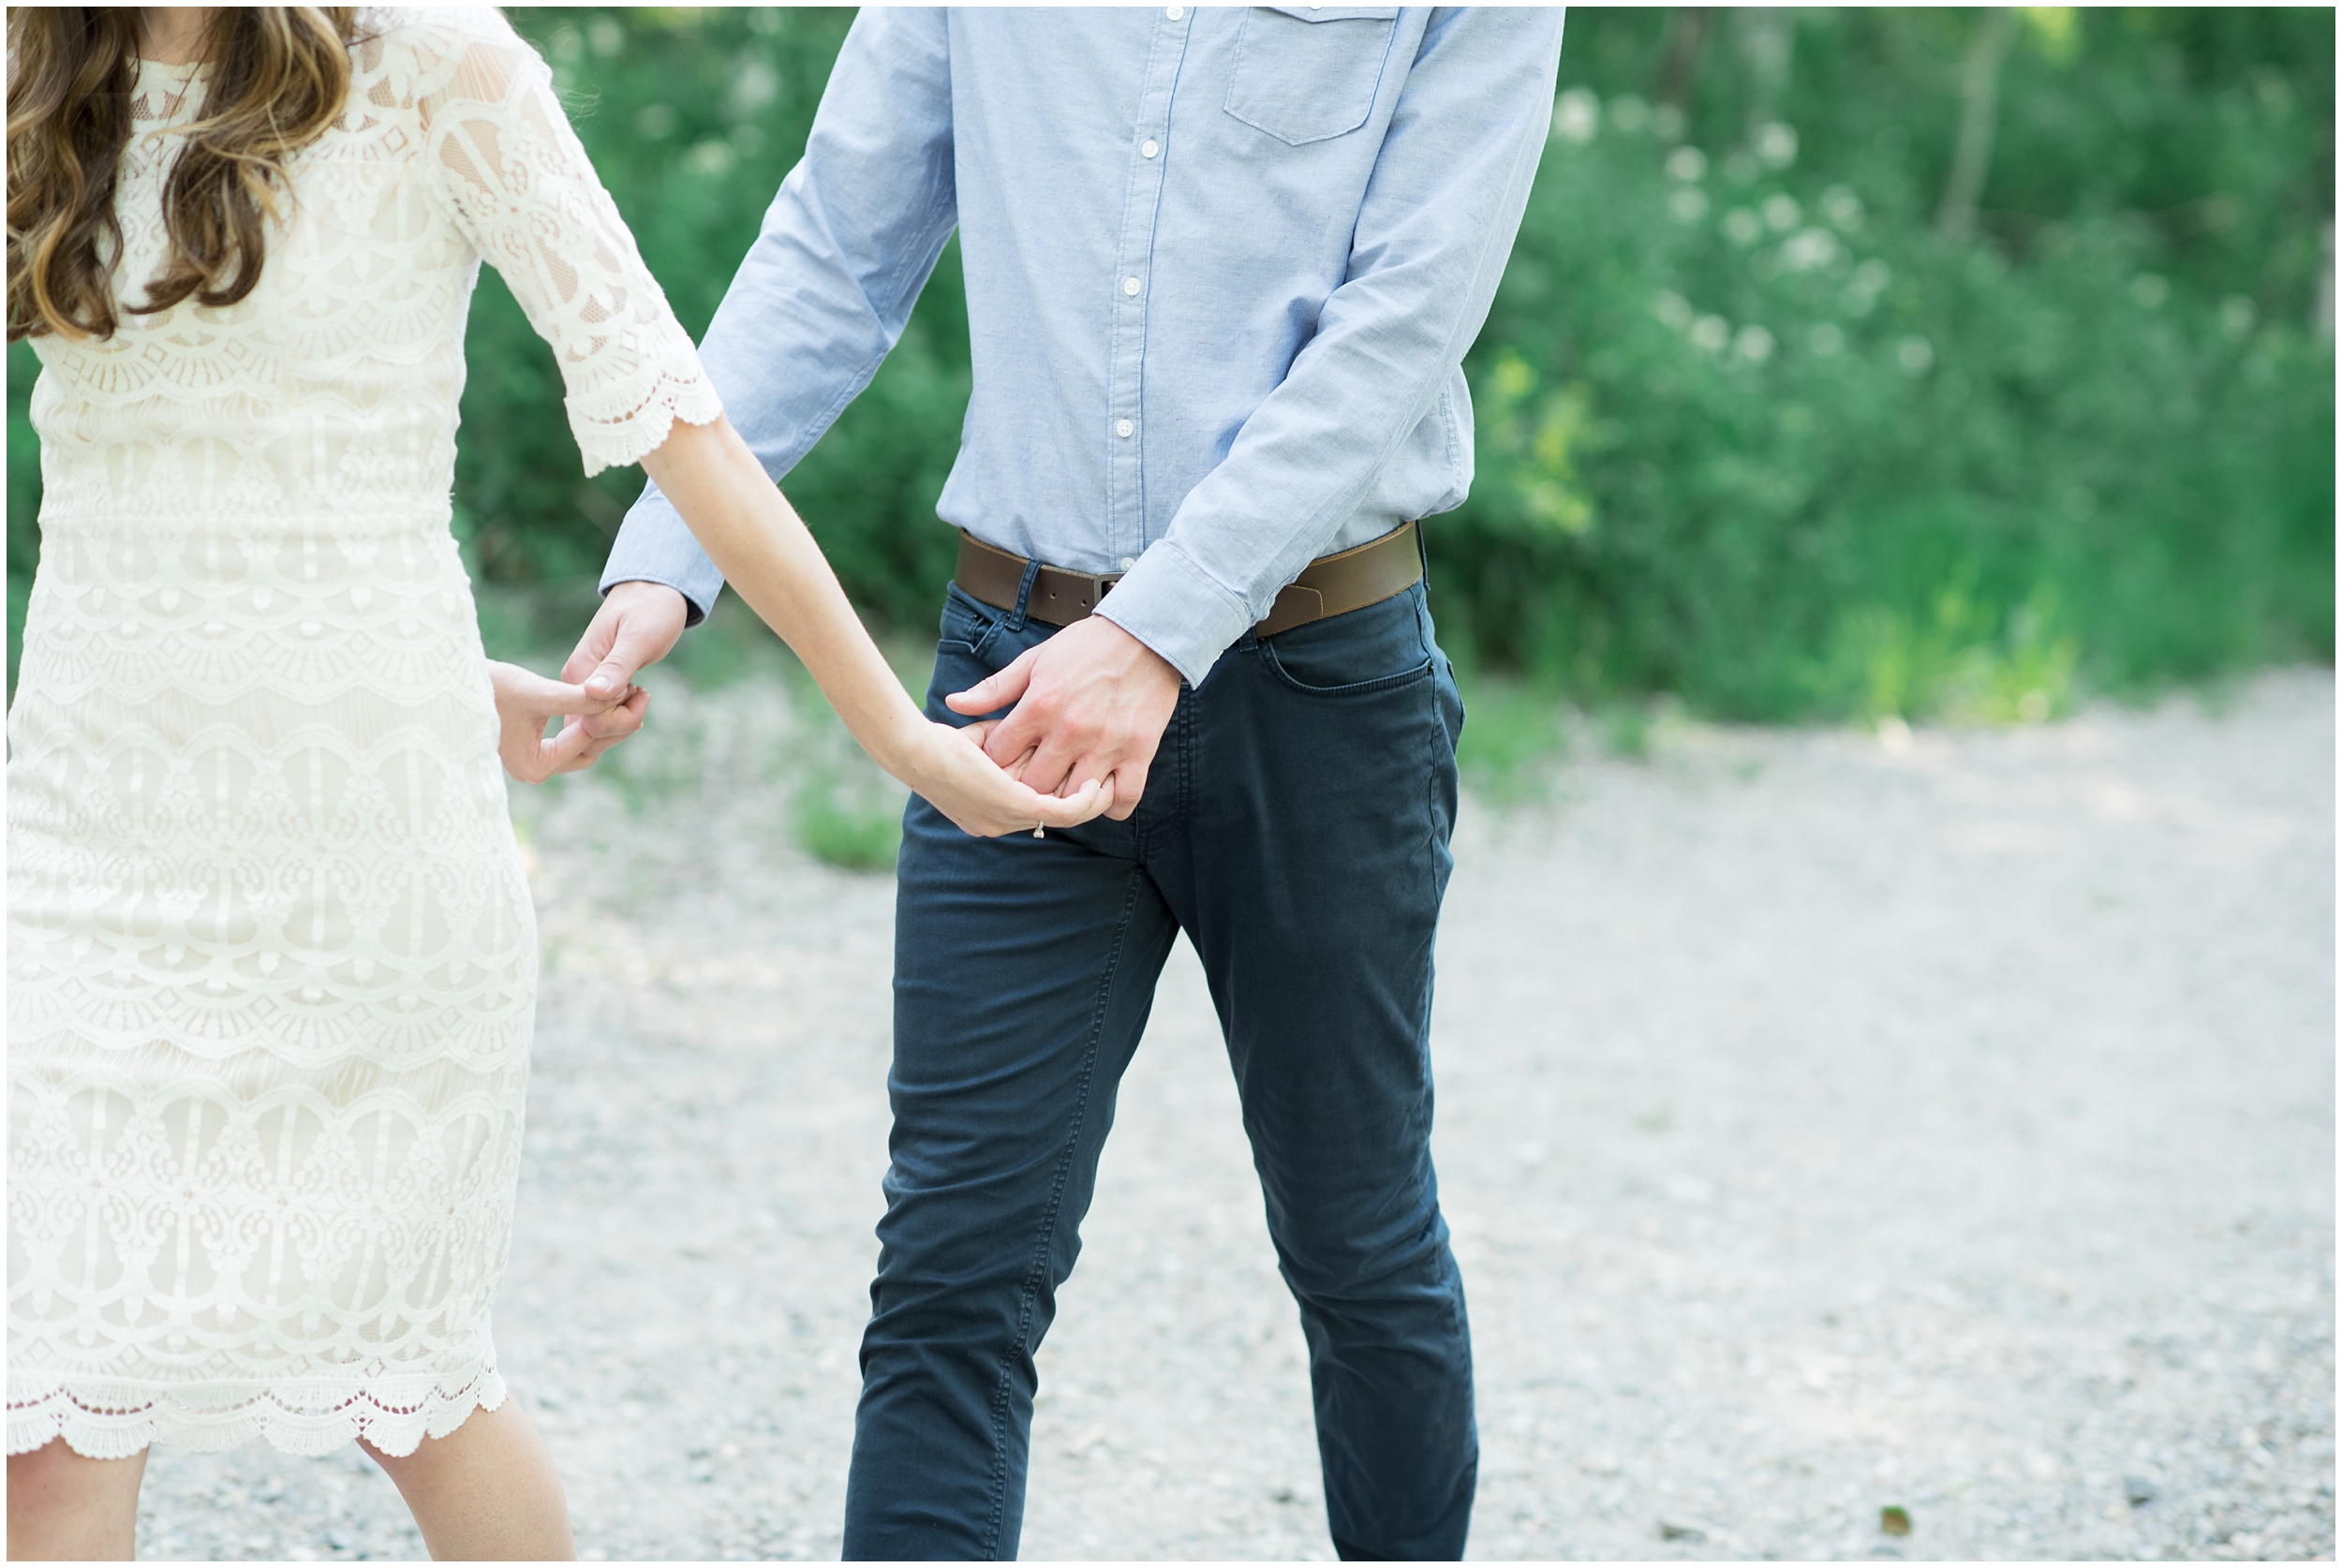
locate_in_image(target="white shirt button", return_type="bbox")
[1117,419,1134,438]
[1142,139,1160,159]
[1165,5,1183,18]
[1122,276,1142,297]
[1119,556,1136,570]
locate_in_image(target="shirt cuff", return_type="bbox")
[600,490,729,625]
[1093,540,1256,688]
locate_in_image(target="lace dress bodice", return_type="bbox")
[34,8,715,525]
[7,8,719,1458]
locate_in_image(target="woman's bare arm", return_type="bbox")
[636,415,1109,836]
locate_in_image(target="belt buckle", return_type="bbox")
[1069,568,1123,613]
[1035,564,1124,621]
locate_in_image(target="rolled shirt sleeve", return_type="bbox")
[599,7,958,621]
[1095,7,1565,686]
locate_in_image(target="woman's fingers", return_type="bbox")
[525,677,608,719]
[1030,776,1112,828]
[953,720,1037,780]
[571,686,651,767]
[998,772,1110,832]
[541,717,600,776]
[487,660,631,783]
[917,722,1116,836]
[488,659,616,719]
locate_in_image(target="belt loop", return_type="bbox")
[1008,559,1041,632]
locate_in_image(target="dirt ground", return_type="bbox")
[135,667,2335,1561]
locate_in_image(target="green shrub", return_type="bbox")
[1442,8,2334,720]
[793,773,906,874]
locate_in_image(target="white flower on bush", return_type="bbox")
[1807,322,1845,357]
[1756,121,1799,169]
[1820,185,1864,232]
[1670,187,1710,223]
[1652,290,1694,330]
[1691,315,1731,352]
[1553,88,1599,144]
[1734,324,1775,362]
[1763,194,1802,232]
[1897,335,1934,376]
[731,59,780,114]
[1609,94,1651,133]
[1845,258,1891,316]
[1666,146,1708,182]
[1779,228,1840,272]
[2130,274,2170,309]
[1723,208,1764,246]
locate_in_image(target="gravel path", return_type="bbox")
[134,667,2335,1561]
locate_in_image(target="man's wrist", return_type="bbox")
[601,573,708,627]
[1093,543,1247,688]
[1089,613,1180,687]
[606,579,688,602]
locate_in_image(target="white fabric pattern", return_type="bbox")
[7,8,719,1459]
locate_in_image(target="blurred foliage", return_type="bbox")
[8,7,2335,724]
[1459,7,2335,719]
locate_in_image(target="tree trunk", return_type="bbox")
[2315,221,2335,338]
[1657,7,1712,112]
[1735,8,1796,139]
[1937,7,2017,240]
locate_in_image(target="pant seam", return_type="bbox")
[1136,686,1193,860]
[978,866,1147,1558]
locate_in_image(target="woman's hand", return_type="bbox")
[896,719,1117,838]
[633,417,1110,838]
[487,659,641,783]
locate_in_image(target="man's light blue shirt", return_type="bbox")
[603,6,1565,687]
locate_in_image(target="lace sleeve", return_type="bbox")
[415,17,721,475]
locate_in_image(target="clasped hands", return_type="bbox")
[486,583,1182,837]
[484,659,645,785]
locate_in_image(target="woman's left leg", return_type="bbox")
[7,1439,149,1561]
[363,1398,575,1561]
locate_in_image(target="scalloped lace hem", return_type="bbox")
[569,358,725,478]
[7,1361,506,1460]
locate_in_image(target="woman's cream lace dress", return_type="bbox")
[7,9,718,1458]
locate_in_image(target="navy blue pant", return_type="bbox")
[842,577,1475,1561]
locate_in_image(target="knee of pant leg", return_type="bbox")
[864,1185,1085,1378]
[1273,1200,1462,1317]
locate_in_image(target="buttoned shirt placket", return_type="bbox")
[1104,5,1193,574]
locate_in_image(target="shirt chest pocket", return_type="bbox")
[1223,6,1402,147]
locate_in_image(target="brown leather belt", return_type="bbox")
[954,521,1421,640]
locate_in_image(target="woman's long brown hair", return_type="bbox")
[7,7,360,343]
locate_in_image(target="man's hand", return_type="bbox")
[558,581,691,766]
[487,660,621,783]
[943,616,1181,821]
